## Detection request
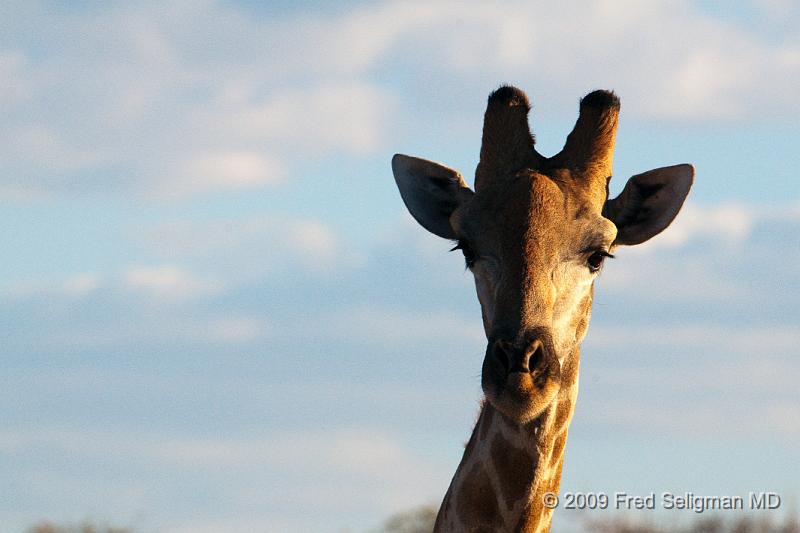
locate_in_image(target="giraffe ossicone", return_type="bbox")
[392,86,694,532]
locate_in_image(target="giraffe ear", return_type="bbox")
[392,154,474,239]
[605,164,694,245]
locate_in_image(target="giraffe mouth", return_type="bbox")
[481,337,562,423]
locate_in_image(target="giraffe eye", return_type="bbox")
[451,240,477,269]
[587,250,614,273]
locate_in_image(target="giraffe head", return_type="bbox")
[393,86,692,424]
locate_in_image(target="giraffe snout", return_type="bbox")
[482,334,561,422]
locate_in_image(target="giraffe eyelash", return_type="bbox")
[450,240,477,269]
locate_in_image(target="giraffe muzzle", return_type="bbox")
[482,335,562,422]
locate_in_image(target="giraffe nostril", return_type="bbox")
[508,342,530,374]
[489,338,549,376]
[527,340,545,371]
[508,338,546,374]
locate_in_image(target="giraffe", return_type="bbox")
[391,86,693,532]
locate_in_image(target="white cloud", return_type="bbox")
[61,273,101,296]
[624,200,799,254]
[0,3,397,201]
[159,150,285,199]
[260,0,800,121]
[588,323,800,355]
[589,401,800,440]
[285,219,340,266]
[2,1,799,200]
[1,266,222,303]
[201,81,394,155]
[594,202,800,305]
[204,316,270,343]
[0,123,113,199]
[0,426,446,530]
[580,322,800,439]
[122,264,223,300]
[48,314,270,349]
[0,49,29,107]
[143,215,347,277]
[441,0,800,121]
[323,305,484,346]
[0,272,102,299]
[597,254,751,305]
[644,202,755,249]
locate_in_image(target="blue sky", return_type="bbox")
[1,1,798,532]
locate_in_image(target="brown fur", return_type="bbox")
[455,463,503,529]
[491,433,537,509]
[479,404,494,441]
[475,87,541,190]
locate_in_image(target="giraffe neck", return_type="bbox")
[434,350,580,533]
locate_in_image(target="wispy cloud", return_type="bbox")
[142,214,349,278]
[122,264,224,300]
[0,49,30,106]
[623,201,800,252]
[159,150,286,199]
[322,305,484,346]
[0,265,269,349]
[1,426,446,533]
[2,1,798,201]
[251,0,800,120]
[192,81,394,155]
[61,273,102,297]
[588,323,800,357]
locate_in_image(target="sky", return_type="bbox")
[0,1,799,532]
